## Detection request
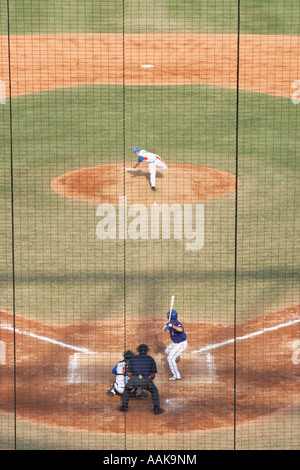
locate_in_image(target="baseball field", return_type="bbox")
[0,0,299,451]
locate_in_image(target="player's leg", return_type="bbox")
[155,158,167,170]
[164,342,174,356]
[107,374,127,396]
[114,381,125,394]
[165,342,176,377]
[119,378,135,411]
[146,379,163,414]
[167,353,179,379]
[168,341,187,379]
[106,385,116,397]
[106,378,121,396]
[148,162,156,189]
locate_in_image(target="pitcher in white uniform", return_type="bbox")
[132,146,167,191]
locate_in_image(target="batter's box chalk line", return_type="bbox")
[67,351,102,384]
[1,315,299,384]
[0,340,6,365]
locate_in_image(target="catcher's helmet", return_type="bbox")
[137,343,149,353]
[167,310,178,322]
[123,350,134,360]
[133,146,140,153]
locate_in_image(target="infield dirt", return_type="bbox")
[0,33,299,98]
[0,306,299,435]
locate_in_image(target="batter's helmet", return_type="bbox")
[133,146,140,152]
[137,344,149,352]
[167,310,178,322]
[123,350,134,360]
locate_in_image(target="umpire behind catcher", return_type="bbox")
[119,344,164,415]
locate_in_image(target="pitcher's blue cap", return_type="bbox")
[133,146,140,152]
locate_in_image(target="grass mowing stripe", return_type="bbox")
[0,85,298,324]
[1,1,299,35]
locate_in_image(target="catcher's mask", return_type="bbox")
[137,344,149,353]
[167,310,178,322]
[123,350,134,360]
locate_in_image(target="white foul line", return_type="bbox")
[1,317,299,357]
[192,318,300,355]
[0,323,94,354]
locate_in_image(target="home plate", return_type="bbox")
[141,64,154,68]
[165,397,185,408]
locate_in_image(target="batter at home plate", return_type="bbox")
[163,307,188,380]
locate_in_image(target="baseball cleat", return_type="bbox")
[119,405,128,412]
[154,408,165,415]
[151,186,156,191]
[169,376,177,381]
[106,389,115,397]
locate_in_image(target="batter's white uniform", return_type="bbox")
[164,319,187,380]
[138,149,167,188]
[165,340,188,379]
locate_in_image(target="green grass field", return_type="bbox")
[0,0,299,452]
[1,0,300,34]
[0,85,298,324]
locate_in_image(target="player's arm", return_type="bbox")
[149,359,157,380]
[133,155,144,168]
[126,359,134,376]
[172,324,183,332]
[163,322,183,332]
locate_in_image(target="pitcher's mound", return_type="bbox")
[51,163,239,207]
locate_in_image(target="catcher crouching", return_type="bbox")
[106,350,147,399]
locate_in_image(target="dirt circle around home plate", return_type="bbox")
[0,307,299,435]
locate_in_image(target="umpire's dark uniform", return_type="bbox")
[119,344,164,415]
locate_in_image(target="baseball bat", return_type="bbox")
[162,295,175,331]
[169,296,175,317]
